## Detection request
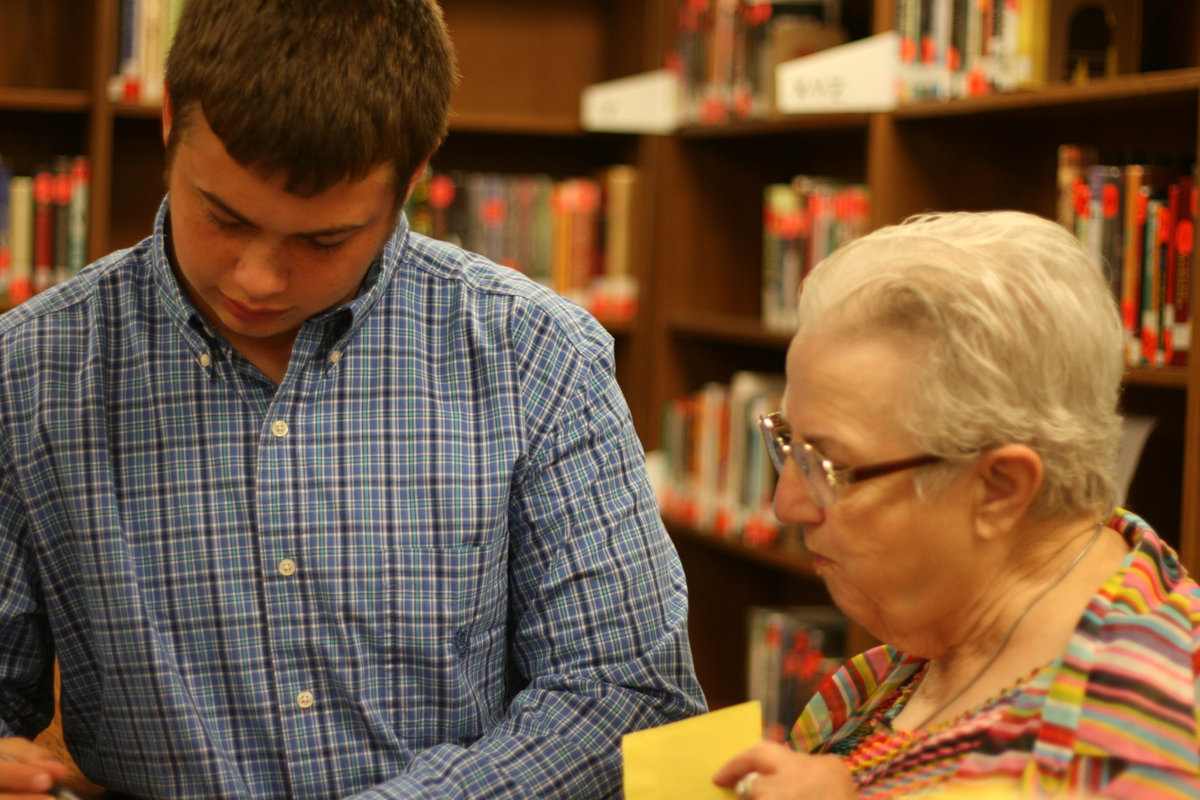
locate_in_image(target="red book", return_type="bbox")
[1166,176,1196,367]
[32,168,55,295]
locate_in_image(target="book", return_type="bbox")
[52,156,72,287]
[675,0,846,122]
[746,605,847,741]
[109,0,184,104]
[726,371,786,545]
[1165,175,1195,367]
[1139,197,1167,366]
[409,168,625,315]
[691,381,731,531]
[1120,165,1174,366]
[67,156,90,277]
[761,175,870,333]
[897,0,1053,102]
[0,157,10,301]
[0,156,90,307]
[761,182,803,333]
[657,372,798,547]
[594,165,640,323]
[1085,163,1124,297]
[32,167,55,296]
[700,0,739,124]
[8,176,34,305]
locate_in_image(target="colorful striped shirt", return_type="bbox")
[0,201,705,798]
[793,511,1200,798]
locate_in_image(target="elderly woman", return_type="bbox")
[714,211,1200,799]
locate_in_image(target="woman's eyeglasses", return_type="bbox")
[758,411,943,508]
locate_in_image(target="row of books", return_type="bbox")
[747,605,847,741]
[0,156,91,308]
[405,165,640,323]
[762,176,870,334]
[672,0,849,124]
[895,0,1048,102]
[657,371,792,547]
[1056,145,1195,368]
[108,0,184,105]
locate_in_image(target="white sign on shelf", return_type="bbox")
[776,31,899,114]
[581,69,679,135]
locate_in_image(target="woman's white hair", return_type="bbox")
[796,210,1124,520]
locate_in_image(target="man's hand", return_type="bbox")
[0,738,72,798]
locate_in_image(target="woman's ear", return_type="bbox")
[973,444,1043,540]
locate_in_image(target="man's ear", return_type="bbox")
[162,87,174,148]
[973,444,1043,540]
[402,153,433,205]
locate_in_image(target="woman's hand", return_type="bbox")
[713,741,856,800]
[0,738,71,798]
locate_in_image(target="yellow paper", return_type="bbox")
[622,701,762,800]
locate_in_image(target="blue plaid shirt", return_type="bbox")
[0,201,705,799]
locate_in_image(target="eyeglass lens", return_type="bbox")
[760,419,837,507]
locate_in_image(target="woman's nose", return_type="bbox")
[772,460,824,526]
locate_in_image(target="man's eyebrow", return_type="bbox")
[198,187,255,225]
[197,187,369,238]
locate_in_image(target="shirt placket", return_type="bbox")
[253,344,332,796]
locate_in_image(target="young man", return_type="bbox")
[0,1,705,797]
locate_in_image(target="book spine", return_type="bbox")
[52,156,71,286]
[597,165,639,322]
[116,0,142,103]
[1168,178,1195,367]
[1140,198,1164,366]
[32,168,55,296]
[8,176,34,305]
[67,157,91,276]
[0,157,10,302]
[529,175,555,287]
[1121,166,1147,366]
[1098,165,1124,299]
[141,0,165,104]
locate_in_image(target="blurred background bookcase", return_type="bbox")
[2,0,1200,719]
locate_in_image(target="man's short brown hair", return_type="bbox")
[165,0,457,200]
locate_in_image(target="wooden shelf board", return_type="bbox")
[0,87,89,113]
[667,313,1190,389]
[667,311,793,349]
[112,102,164,120]
[678,112,872,139]
[1123,366,1190,389]
[894,68,1200,119]
[666,518,818,578]
[448,109,586,137]
[600,319,635,337]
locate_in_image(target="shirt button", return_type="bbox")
[296,690,315,709]
[277,558,297,577]
[198,352,212,368]
[271,420,289,437]
[328,350,343,364]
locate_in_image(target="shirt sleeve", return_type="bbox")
[346,305,706,799]
[0,448,56,740]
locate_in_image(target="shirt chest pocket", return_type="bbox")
[311,538,509,666]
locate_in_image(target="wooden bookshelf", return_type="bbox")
[0,0,659,428]
[639,0,1200,708]
[4,0,1200,730]
[0,0,659,782]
